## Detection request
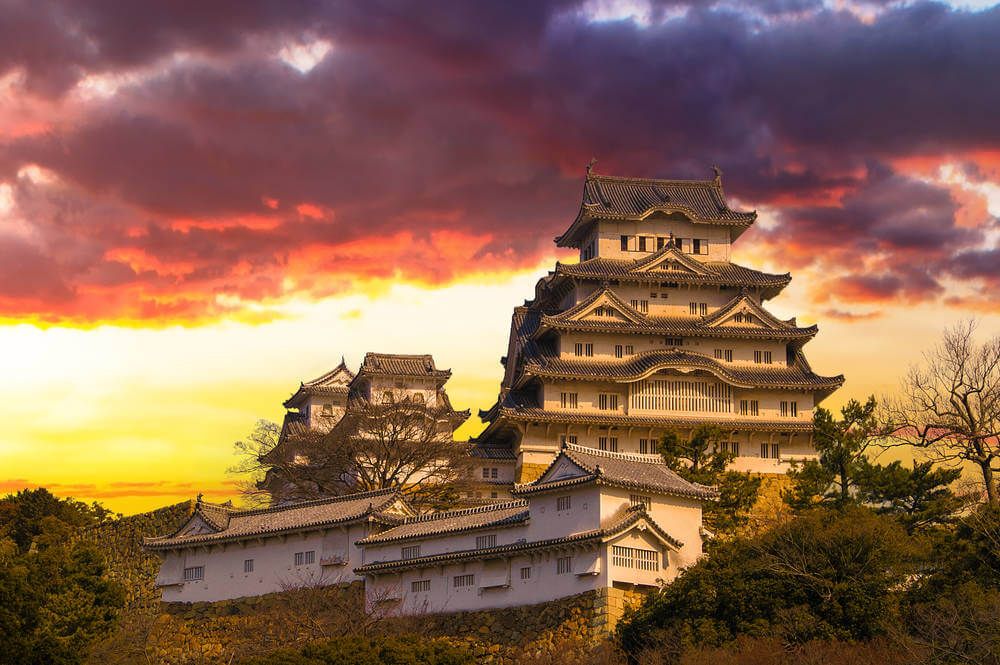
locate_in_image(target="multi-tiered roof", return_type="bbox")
[475,169,843,463]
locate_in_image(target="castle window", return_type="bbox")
[718,441,741,456]
[630,495,652,510]
[454,574,475,588]
[780,401,789,417]
[638,236,648,252]
[612,546,658,571]
[615,345,623,358]
[574,343,583,357]
[560,392,578,409]
[476,534,497,549]
[585,343,594,357]
[632,379,732,414]
[739,400,759,416]
[689,303,707,316]
[657,237,665,250]
[665,337,683,347]
[412,580,431,592]
[559,434,578,446]
[183,566,204,582]
[791,401,798,417]
[620,235,629,251]
[321,403,333,415]
[639,438,649,454]
[650,292,657,299]
[760,443,781,459]
[625,345,634,355]
[692,239,708,255]
[754,350,762,363]
[244,559,254,574]
[294,551,315,566]
[675,238,685,252]
[630,299,649,314]
[556,557,573,575]
[556,496,572,511]
[520,567,532,581]
[491,468,498,479]
[401,545,421,560]
[715,348,734,361]
[598,394,619,411]
[598,436,618,451]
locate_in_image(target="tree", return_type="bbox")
[660,425,761,537]
[233,401,476,512]
[616,507,921,660]
[884,320,1000,505]
[0,489,123,665]
[855,460,964,533]
[784,397,880,510]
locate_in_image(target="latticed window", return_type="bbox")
[401,545,421,560]
[574,343,583,356]
[453,574,475,588]
[560,392,578,409]
[780,401,789,417]
[585,343,594,357]
[411,579,431,592]
[639,438,659,455]
[476,534,497,549]
[520,567,531,580]
[556,557,572,574]
[556,496,572,511]
[615,345,623,358]
[791,401,798,417]
[630,299,649,314]
[665,337,683,346]
[625,345,634,355]
[598,436,618,452]
[760,443,781,459]
[612,546,659,571]
[244,559,254,574]
[631,379,732,413]
[598,393,619,411]
[183,566,204,581]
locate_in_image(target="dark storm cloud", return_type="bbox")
[0,0,998,321]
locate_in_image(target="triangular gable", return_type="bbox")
[703,294,792,330]
[603,511,683,550]
[304,361,355,388]
[172,513,223,539]
[538,454,592,484]
[605,518,680,552]
[562,289,647,325]
[381,496,416,519]
[630,247,712,276]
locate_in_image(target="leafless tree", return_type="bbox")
[883,320,1000,505]
[231,400,477,512]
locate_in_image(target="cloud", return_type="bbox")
[0,1,998,323]
[0,478,239,501]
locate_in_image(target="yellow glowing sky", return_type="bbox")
[2,245,998,515]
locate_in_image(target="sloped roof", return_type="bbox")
[556,172,756,248]
[284,360,356,408]
[534,289,817,342]
[144,488,403,550]
[554,257,790,291]
[521,347,844,392]
[357,353,452,381]
[355,505,680,574]
[357,500,529,545]
[513,443,717,501]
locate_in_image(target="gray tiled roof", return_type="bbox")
[535,289,817,341]
[354,505,680,574]
[144,488,401,550]
[514,443,717,501]
[357,500,529,545]
[521,348,844,391]
[556,173,756,248]
[554,257,789,289]
[469,443,518,461]
[358,353,451,380]
[283,360,355,408]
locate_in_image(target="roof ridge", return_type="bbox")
[564,442,664,464]
[400,499,528,524]
[234,488,397,517]
[588,173,719,188]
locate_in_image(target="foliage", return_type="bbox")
[616,507,919,659]
[0,489,123,665]
[239,634,474,665]
[855,459,964,533]
[784,397,880,509]
[896,581,1000,665]
[660,425,761,536]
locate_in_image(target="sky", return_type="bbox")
[1,0,999,514]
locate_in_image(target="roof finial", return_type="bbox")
[196,492,203,504]
[669,232,676,248]
[340,355,346,367]
[586,157,598,176]
[712,165,723,184]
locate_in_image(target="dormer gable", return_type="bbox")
[630,246,712,276]
[562,289,648,325]
[703,293,793,330]
[539,455,592,484]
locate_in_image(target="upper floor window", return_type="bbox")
[520,567,532,581]
[615,344,623,358]
[559,434,578,446]
[401,545,421,560]
[689,302,707,316]
[556,556,573,575]
[754,350,772,364]
[598,436,618,452]
[411,579,431,592]
[574,343,583,356]
[183,566,204,582]
[657,237,666,250]
[560,392,579,409]
[761,443,781,459]
[630,299,649,314]
[718,441,741,456]
[244,559,254,574]
[598,393,619,411]
[629,494,652,510]
[321,403,333,415]
[739,400,760,416]
[692,239,708,255]
[476,534,498,549]
[625,345,634,355]
[714,348,734,362]
[556,495,572,511]
[665,337,683,347]
[294,551,315,566]
[639,438,658,455]
[585,343,594,357]
[453,574,475,588]
[620,235,629,251]
[638,236,648,252]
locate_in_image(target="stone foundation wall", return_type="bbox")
[89,585,649,665]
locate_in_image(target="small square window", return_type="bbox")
[556,496,572,511]
[557,556,572,575]
[520,567,532,580]
[411,579,431,592]
[244,559,254,574]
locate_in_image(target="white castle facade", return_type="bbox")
[146,169,841,614]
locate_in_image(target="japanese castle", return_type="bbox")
[147,168,842,619]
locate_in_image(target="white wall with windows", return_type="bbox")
[154,522,369,602]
